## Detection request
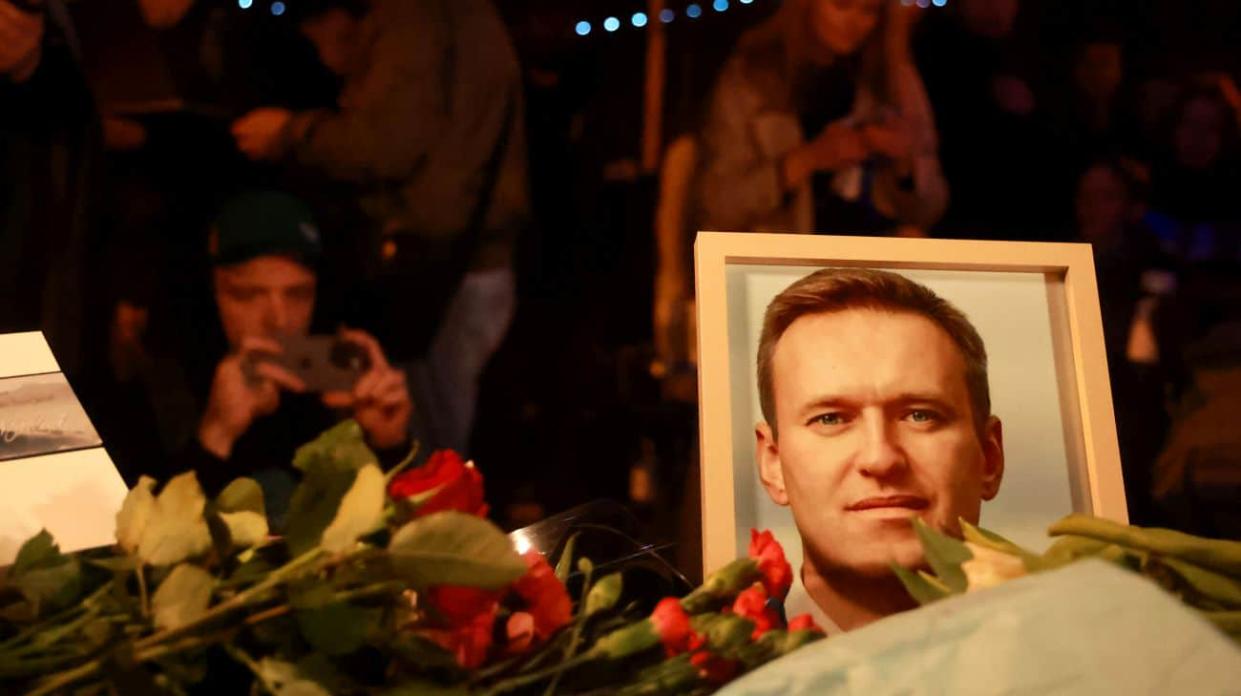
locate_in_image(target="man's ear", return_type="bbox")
[980,416,1005,501]
[756,421,789,506]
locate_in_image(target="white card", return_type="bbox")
[0,333,127,564]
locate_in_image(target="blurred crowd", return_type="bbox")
[3,0,1239,560]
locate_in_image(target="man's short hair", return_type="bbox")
[757,268,991,437]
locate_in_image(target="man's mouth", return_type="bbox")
[846,495,930,512]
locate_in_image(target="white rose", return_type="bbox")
[961,542,1027,591]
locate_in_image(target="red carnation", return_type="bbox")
[787,613,824,634]
[388,450,488,518]
[650,597,695,657]
[512,550,572,641]
[730,584,779,639]
[748,529,793,601]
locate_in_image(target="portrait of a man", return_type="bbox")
[754,268,1005,632]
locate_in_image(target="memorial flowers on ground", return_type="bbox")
[0,421,822,695]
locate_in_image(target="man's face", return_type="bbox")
[300,8,361,77]
[757,308,1004,577]
[213,256,316,348]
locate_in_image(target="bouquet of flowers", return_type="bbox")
[895,515,1241,643]
[0,422,822,695]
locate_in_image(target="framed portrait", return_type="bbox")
[694,232,1127,613]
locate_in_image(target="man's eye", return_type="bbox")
[814,413,846,426]
[906,410,939,424]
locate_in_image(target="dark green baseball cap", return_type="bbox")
[209,191,322,267]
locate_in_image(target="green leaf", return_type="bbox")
[285,464,360,556]
[388,511,525,590]
[912,518,972,593]
[115,477,157,554]
[891,563,952,605]
[217,478,266,517]
[11,530,57,575]
[289,580,335,610]
[585,572,623,616]
[554,532,580,583]
[256,657,333,696]
[1041,534,1111,568]
[151,563,214,631]
[320,464,385,554]
[296,602,381,656]
[959,518,1047,571]
[217,510,269,549]
[292,420,377,474]
[8,533,83,615]
[136,473,213,566]
[388,633,464,675]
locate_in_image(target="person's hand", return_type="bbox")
[782,121,869,189]
[860,116,915,164]
[806,120,870,171]
[231,108,294,161]
[198,336,306,458]
[321,329,412,451]
[0,1,44,84]
[109,300,150,382]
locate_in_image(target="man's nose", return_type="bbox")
[855,413,907,478]
[264,295,292,334]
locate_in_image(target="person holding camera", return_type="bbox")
[169,192,412,519]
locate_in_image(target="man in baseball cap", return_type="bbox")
[184,191,411,518]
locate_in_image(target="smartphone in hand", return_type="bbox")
[255,335,371,393]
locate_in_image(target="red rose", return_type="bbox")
[748,529,792,601]
[423,585,503,626]
[650,597,695,657]
[512,550,572,641]
[730,583,779,639]
[388,450,489,518]
[690,651,738,685]
[787,613,824,634]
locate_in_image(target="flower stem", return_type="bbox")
[133,546,324,651]
[136,564,150,619]
[480,652,597,696]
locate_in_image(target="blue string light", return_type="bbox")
[575,20,591,36]
[659,8,675,23]
[740,0,754,4]
[270,1,285,15]
[632,12,648,27]
[238,0,252,8]
[933,0,948,5]
[603,16,620,32]
[713,0,729,11]
[686,3,703,18]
